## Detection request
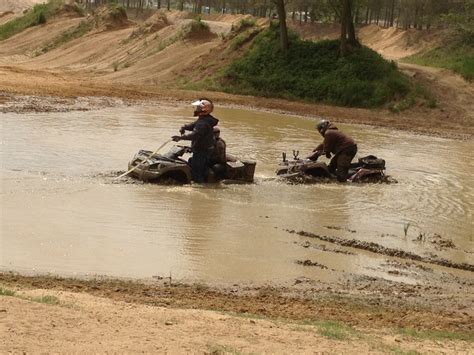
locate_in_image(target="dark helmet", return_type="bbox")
[316,119,330,135]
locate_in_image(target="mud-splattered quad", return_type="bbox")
[128,145,256,184]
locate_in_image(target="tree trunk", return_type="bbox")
[273,0,289,53]
[340,0,359,56]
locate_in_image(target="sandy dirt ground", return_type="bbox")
[1,274,473,353]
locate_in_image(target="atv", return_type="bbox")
[275,151,389,183]
[127,145,256,184]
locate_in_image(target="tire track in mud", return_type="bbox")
[286,230,474,272]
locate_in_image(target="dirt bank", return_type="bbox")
[0,8,472,139]
[0,68,472,140]
[1,273,472,353]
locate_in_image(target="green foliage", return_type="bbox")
[316,321,356,340]
[219,26,411,108]
[188,17,210,33]
[0,287,16,296]
[72,3,86,17]
[229,30,256,51]
[404,46,474,81]
[31,295,60,305]
[0,0,64,41]
[238,18,256,30]
[109,4,127,20]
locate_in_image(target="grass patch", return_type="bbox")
[404,45,474,81]
[398,328,474,342]
[30,295,60,305]
[0,0,64,41]
[291,319,359,340]
[1,286,59,305]
[0,287,16,296]
[218,24,411,108]
[314,320,357,340]
[388,83,436,113]
[228,28,261,51]
[238,18,256,30]
[179,17,212,40]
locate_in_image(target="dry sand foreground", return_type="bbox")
[0,280,472,354]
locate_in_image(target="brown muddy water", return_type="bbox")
[1,103,473,286]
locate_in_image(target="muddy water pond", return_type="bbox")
[1,103,473,285]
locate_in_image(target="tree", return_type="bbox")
[272,0,289,52]
[340,0,359,55]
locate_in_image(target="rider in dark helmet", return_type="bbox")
[307,119,358,182]
[172,98,219,183]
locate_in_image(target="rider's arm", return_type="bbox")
[181,122,196,134]
[313,143,324,152]
[180,120,207,140]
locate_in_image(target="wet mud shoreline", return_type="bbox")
[288,230,474,272]
[1,272,472,333]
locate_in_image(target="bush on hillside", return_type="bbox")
[0,0,64,40]
[180,18,214,40]
[220,24,411,108]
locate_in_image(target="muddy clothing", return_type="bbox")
[180,114,219,152]
[314,125,356,155]
[188,151,210,183]
[180,114,219,183]
[209,138,227,179]
[210,138,226,165]
[314,125,357,182]
[328,144,358,182]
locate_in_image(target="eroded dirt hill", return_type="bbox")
[0,6,472,138]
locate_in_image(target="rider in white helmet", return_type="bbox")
[172,98,219,183]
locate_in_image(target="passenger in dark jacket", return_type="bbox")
[209,126,227,179]
[172,99,219,183]
[307,119,357,182]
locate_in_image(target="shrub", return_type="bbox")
[219,25,411,108]
[0,0,64,40]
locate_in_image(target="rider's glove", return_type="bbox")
[179,127,186,135]
[171,135,181,142]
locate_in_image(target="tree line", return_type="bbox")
[78,0,470,31]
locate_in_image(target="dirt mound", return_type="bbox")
[358,24,443,59]
[180,19,217,41]
[92,5,130,31]
[142,11,169,33]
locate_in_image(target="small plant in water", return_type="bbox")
[403,222,411,237]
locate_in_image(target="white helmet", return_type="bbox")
[192,98,213,116]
